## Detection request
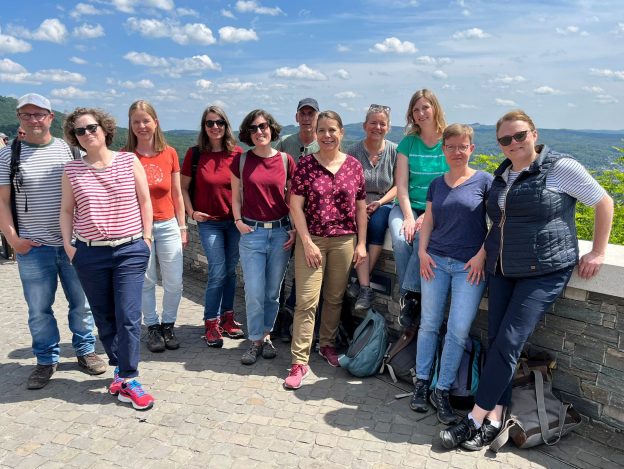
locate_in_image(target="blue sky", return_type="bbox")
[1,0,623,131]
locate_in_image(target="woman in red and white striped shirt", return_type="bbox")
[60,107,155,411]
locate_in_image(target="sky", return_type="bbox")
[1,0,623,131]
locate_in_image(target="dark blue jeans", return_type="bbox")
[72,239,150,379]
[475,266,574,410]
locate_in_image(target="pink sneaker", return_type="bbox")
[283,364,310,390]
[118,379,155,410]
[108,367,123,395]
[319,346,340,367]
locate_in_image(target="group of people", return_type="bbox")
[0,89,613,453]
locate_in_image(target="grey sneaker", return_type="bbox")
[77,352,107,375]
[346,282,360,300]
[241,342,262,365]
[354,286,375,312]
[27,363,57,389]
[262,339,277,359]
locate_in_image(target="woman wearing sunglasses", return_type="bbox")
[232,109,296,366]
[60,108,155,410]
[180,106,245,348]
[345,104,397,312]
[125,100,185,353]
[440,109,614,451]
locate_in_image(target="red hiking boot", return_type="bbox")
[220,311,244,339]
[203,318,224,348]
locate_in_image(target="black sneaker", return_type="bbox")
[345,282,360,300]
[398,291,420,328]
[241,342,262,365]
[162,323,180,350]
[27,363,57,389]
[429,387,460,425]
[354,286,375,312]
[261,339,277,359]
[409,379,429,412]
[440,415,480,449]
[146,324,165,353]
[460,419,500,451]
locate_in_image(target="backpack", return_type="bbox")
[338,308,389,378]
[429,335,485,409]
[382,324,418,384]
[188,146,201,202]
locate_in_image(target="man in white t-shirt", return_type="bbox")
[0,93,106,389]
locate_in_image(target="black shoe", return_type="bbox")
[429,388,460,425]
[261,339,277,359]
[146,324,165,353]
[354,286,375,312]
[162,323,180,350]
[440,415,480,449]
[460,419,500,451]
[398,292,420,328]
[409,379,429,412]
[241,342,262,365]
[27,363,57,389]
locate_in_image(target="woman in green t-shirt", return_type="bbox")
[388,89,448,320]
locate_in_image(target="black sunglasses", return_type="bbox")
[74,124,100,136]
[205,119,226,128]
[248,122,269,133]
[497,130,530,147]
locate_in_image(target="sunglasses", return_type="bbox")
[369,104,391,113]
[248,122,269,133]
[205,119,226,128]
[74,124,100,136]
[497,130,531,147]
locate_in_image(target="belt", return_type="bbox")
[75,233,143,247]
[242,217,290,229]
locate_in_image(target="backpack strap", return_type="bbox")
[489,418,516,453]
[9,140,22,234]
[70,145,82,160]
[533,370,568,446]
[188,146,200,202]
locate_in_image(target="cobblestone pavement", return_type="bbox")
[1,257,623,469]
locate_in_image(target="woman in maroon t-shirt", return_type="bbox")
[283,110,368,390]
[231,109,296,366]
[180,105,245,348]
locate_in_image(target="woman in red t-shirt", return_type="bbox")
[180,106,245,348]
[126,100,186,354]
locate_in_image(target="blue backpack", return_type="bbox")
[338,309,388,377]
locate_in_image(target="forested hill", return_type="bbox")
[2,96,622,169]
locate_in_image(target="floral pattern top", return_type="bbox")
[291,154,366,237]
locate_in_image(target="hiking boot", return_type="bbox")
[118,379,155,411]
[27,363,57,390]
[162,323,180,350]
[146,324,165,353]
[319,346,340,367]
[460,419,500,451]
[409,379,429,412]
[77,352,107,375]
[440,415,480,449]
[398,291,420,328]
[346,281,360,300]
[283,364,310,390]
[262,338,277,359]
[354,285,375,312]
[203,318,223,348]
[108,367,123,396]
[220,311,245,339]
[429,387,460,425]
[241,342,262,365]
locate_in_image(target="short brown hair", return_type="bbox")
[405,89,446,136]
[238,109,281,146]
[63,107,116,150]
[126,100,167,152]
[443,123,474,144]
[197,105,237,152]
[496,109,536,134]
[317,110,344,130]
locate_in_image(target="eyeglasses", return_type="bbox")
[205,119,226,128]
[369,104,391,113]
[444,144,471,153]
[497,130,531,147]
[73,124,100,136]
[17,112,50,121]
[248,122,269,133]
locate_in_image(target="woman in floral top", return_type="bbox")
[284,110,368,390]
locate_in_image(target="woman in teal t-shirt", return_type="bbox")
[389,89,448,317]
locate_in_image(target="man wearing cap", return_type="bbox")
[0,133,8,147]
[0,93,106,389]
[275,98,320,163]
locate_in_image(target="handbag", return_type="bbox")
[489,369,582,452]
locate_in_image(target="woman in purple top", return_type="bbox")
[284,111,368,390]
[409,124,492,425]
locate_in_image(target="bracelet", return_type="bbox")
[179,226,188,231]
[234,218,242,223]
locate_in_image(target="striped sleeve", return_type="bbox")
[549,158,607,207]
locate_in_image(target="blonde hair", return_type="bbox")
[126,100,167,152]
[404,89,446,136]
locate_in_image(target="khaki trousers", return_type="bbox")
[291,234,355,365]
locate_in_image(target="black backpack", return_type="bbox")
[382,324,418,384]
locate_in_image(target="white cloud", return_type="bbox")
[556,25,589,36]
[125,53,220,78]
[118,79,155,89]
[582,86,604,94]
[123,51,169,67]
[12,18,68,43]
[70,56,87,65]
[174,24,217,45]
[111,0,174,13]
[73,23,105,39]
[590,68,624,80]
[0,32,31,53]
[456,104,478,109]
[495,98,518,106]
[219,26,258,43]
[126,18,216,45]
[70,3,107,19]
[0,73,37,84]
[1,67,86,85]
[335,69,350,80]
[334,91,357,99]
[196,79,212,89]
[0,58,27,73]
[177,8,198,17]
[432,70,448,79]
[534,86,561,95]
[452,28,490,40]
[337,44,350,53]
[617,22,624,34]
[370,37,417,54]
[31,69,86,84]
[221,9,235,18]
[490,75,527,84]
[174,55,221,74]
[272,64,327,80]
[50,86,98,99]
[594,94,618,104]
[219,81,256,91]
[415,55,451,66]
[235,1,284,16]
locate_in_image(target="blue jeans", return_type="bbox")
[142,218,183,326]
[17,245,96,365]
[198,220,240,321]
[239,226,291,341]
[416,253,486,389]
[388,204,422,294]
[475,266,574,410]
[367,203,393,246]
[72,239,150,379]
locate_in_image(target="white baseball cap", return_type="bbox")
[16,93,52,112]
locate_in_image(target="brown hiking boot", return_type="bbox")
[220,311,244,339]
[203,318,223,348]
[77,352,107,375]
[27,363,58,389]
